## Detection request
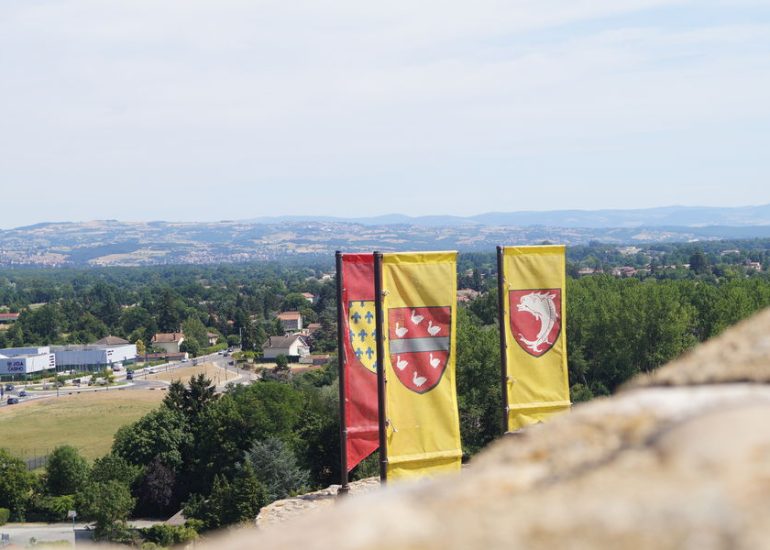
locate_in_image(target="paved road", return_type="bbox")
[0,353,233,409]
[1,520,166,548]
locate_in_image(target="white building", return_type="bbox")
[262,334,310,360]
[52,339,137,370]
[0,346,56,376]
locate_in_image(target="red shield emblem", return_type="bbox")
[509,289,562,357]
[388,306,451,393]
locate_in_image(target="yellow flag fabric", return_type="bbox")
[381,251,462,480]
[500,245,570,432]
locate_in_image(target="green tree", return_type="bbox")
[90,454,142,487]
[243,437,309,502]
[75,480,135,540]
[230,462,269,522]
[293,385,340,487]
[45,445,90,496]
[135,338,146,355]
[0,448,32,520]
[689,251,710,275]
[157,288,183,333]
[281,293,310,311]
[455,308,501,454]
[468,288,498,326]
[136,456,177,517]
[181,316,209,349]
[182,382,304,497]
[119,306,155,338]
[163,374,217,421]
[112,408,190,470]
[180,338,201,357]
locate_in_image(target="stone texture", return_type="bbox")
[198,306,770,550]
[255,478,379,529]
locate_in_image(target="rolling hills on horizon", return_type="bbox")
[246,203,770,228]
[2,204,770,267]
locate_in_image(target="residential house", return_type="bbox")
[276,311,303,332]
[305,323,322,337]
[302,292,316,305]
[262,334,310,360]
[457,288,480,303]
[611,266,638,278]
[206,332,219,346]
[151,332,185,354]
[0,312,20,325]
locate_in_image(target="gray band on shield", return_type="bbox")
[389,337,450,355]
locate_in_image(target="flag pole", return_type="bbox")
[496,246,509,435]
[335,251,350,494]
[373,251,388,483]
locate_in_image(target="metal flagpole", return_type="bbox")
[335,251,350,495]
[496,246,510,435]
[373,251,388,483]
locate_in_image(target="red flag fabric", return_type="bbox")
[340,253,379,470]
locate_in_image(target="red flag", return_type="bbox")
[340,253,379,470]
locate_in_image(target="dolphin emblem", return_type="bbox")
[516,292,558,354]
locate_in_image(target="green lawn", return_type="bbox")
[0,389,165,461]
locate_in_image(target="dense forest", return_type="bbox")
[2,244,770,542]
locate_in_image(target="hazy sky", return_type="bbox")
[1,0,769,228]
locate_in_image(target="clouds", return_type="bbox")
[1,1,769,226]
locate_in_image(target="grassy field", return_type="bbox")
[0,390,164,460]
[146,363,240,384]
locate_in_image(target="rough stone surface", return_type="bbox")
[255,478,379,529]
[197,306,770,549]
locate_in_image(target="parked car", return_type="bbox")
[4,384,14,392]
[181,358,190,363]
[72,378,81,385]
[7,397,19,405]
[18,389,27,397]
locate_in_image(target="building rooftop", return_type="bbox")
[263,334,307,349]
[94,335,130,346]
[277,312,302,320]
[152,332,185,343]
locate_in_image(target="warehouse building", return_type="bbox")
[51,336,137,371]
[0,346,56,377]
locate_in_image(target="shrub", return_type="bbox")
[0,507,10,525]
[139,524,198,547]
[27,495,75,522]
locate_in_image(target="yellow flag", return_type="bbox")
[380,251,462,480]
[500,245,570,431]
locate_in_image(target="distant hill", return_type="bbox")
[2,204,770,267]
[248,204,770,228]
